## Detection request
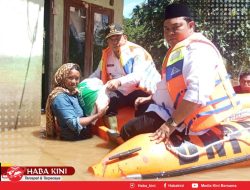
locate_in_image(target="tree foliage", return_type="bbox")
[123,0,249,77]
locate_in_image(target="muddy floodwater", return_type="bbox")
[0,115,249,181]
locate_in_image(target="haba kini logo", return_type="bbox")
[1,166,75,181]
[6,166,25,182]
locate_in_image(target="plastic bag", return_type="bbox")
[77,78,109,116]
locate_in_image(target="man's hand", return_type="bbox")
[149,122,176,144]
[106,79,121,91]
[134,96,152,110]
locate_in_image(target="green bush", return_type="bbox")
[124,0,249,78]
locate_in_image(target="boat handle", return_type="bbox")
[108,147,142,160]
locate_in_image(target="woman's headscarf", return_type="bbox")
[45,63,80,137]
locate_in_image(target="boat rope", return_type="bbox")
[166,127,250,159]
[125,154,250,179]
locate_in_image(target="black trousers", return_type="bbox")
[120,111,165,141]
[106,90,152,117]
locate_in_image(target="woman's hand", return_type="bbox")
[97,105,109,118]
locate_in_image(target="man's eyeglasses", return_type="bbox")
[108,36,122,43]
[241,80,250,85]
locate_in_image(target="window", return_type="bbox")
[90,5,113,72]
[63,0,113,77]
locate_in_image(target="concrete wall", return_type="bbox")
[0,0,123,130]
[51,0,65,80]
[0,0,44,129]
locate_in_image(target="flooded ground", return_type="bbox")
[0,115,249,181]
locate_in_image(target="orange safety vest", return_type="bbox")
[100,42,154,85]
[162,33,240,133]
[100,47,111,84]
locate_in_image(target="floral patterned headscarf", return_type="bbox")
[45,63,80,137]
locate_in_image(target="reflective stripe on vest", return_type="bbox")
[100,46,139,84]
[100,42,159,92]
[162,34,240,133]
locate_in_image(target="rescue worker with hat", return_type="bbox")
[90,23,160,141]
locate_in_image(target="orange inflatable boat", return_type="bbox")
[89,94,250,179]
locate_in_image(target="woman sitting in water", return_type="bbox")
[45,63,108,141]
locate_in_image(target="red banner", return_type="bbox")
[0,181,249,190]
[1,166,75,175]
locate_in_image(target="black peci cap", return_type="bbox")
[165,3,191,20]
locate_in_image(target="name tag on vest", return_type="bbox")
[107,64,114,67]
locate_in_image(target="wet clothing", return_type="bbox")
[46,63,92,141]
[52,93,92,141]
